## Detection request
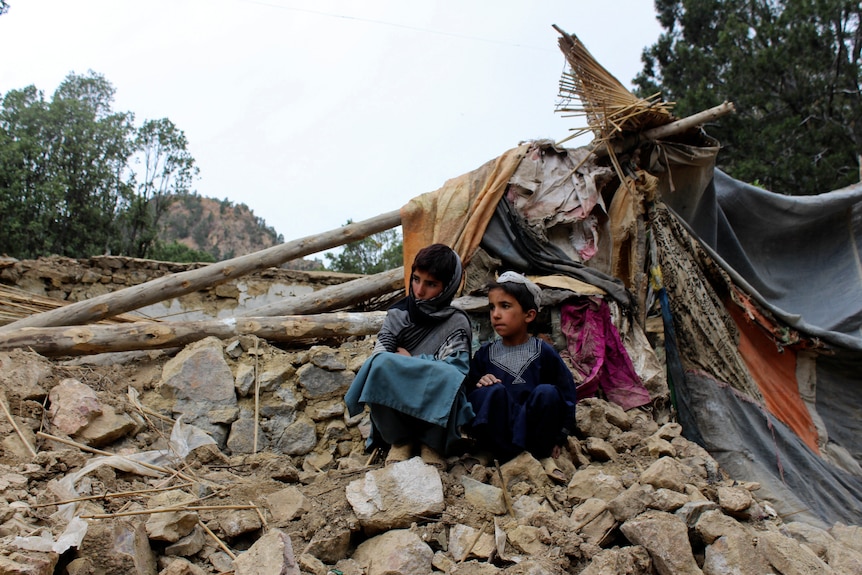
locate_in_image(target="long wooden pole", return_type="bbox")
[0,312,388,357]
[591,101,737,158]
[0,210,402,332]
[240,266,404,317]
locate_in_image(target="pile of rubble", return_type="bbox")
[1,334,861,575]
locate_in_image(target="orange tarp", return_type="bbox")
[727,301,819,453]
[400,144,529,290]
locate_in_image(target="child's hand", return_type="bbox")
[396,347,411,356]
[476,374,501,387]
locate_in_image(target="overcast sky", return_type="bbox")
[0,1,663,256]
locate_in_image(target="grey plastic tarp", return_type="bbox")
[664,166,862,527]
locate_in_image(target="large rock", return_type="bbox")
[74,405,137,447]
[77,519,157,575]
[158,337,238,446]
[716,485,753,514]
[567,467,625,503]
[145,490,198,542]
[346,457,445,534]
[830,523,862,554]
[269,415,317,455]
[608,483,654,522]
[620,510,703,575]
[703,532,771,575]
[500,451,551,490]
[507,524,550,556]
[47,378,102,435]
[227,416,270,454]
[352,529,434,575]
[694,509,748,545]
[0,350,52,401]
[461,476,507,515]
[575,399,623,440]
[263,486,311,524]
[296,364,354,400]
[449,523,496,561]
[0,550,58,575]
[579,546,651,575]
[757,529,834,575]
[304,526,353,564]
[571,498,617,546]
[639,457,690,492]
[782,521,835,558]
[233,529,300,575]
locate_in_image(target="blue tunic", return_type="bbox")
[344,308,475,454]
[466,337,577,461]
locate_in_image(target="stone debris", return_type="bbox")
[0,335,860,575]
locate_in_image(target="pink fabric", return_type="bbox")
[561,298,651,411]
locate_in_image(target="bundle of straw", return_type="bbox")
[553,25,675,147]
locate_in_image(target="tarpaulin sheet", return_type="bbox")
[675,370,862,529]
[667,169,862,351]
[725,300,819,453]
[400,144,529,290]
[480,198,632,308]
[656,158,862,526]
[400,141,632,308]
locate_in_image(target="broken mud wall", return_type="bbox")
[0,255,364,323]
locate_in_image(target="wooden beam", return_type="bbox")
[591,101,737,158]
[0,312,387,356]
[0,211,401,332]
[240,267,404,317]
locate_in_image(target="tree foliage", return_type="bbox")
[635,0,862,194]
[325,224,403,274]
[149,240,215,263]
[0,71,198,259]
[121,118,199,258]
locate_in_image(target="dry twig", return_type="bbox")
[0,392,37,458]
[36,431,197,483]
[199,518,237,560]
[32,482,194,508]
[494,459,515,517]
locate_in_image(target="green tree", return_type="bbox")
[325,223,403,274]
[0,71,136,258]
[149,240,215,263]
[0,71,200,260]
[0,85,57,257]
[121,118,198,258]
[635,0,862,194]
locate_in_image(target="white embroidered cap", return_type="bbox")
[497,271,542,310]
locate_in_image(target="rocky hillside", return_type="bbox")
[159,194,280,261]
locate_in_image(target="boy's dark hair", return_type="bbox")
[412,243,458,286]
[486,280,539,313]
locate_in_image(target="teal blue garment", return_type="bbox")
[345,349,475,453]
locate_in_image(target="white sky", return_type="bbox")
[0,0,663,257]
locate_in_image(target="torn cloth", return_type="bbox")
[400,144,530,289]
[560,297,650,411]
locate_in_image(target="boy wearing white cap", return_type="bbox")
[465,271,577,482]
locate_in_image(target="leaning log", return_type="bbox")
[0,211,401,333]
[0,312,388,357]
[240,267,404,317]
[591,101,737,158]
